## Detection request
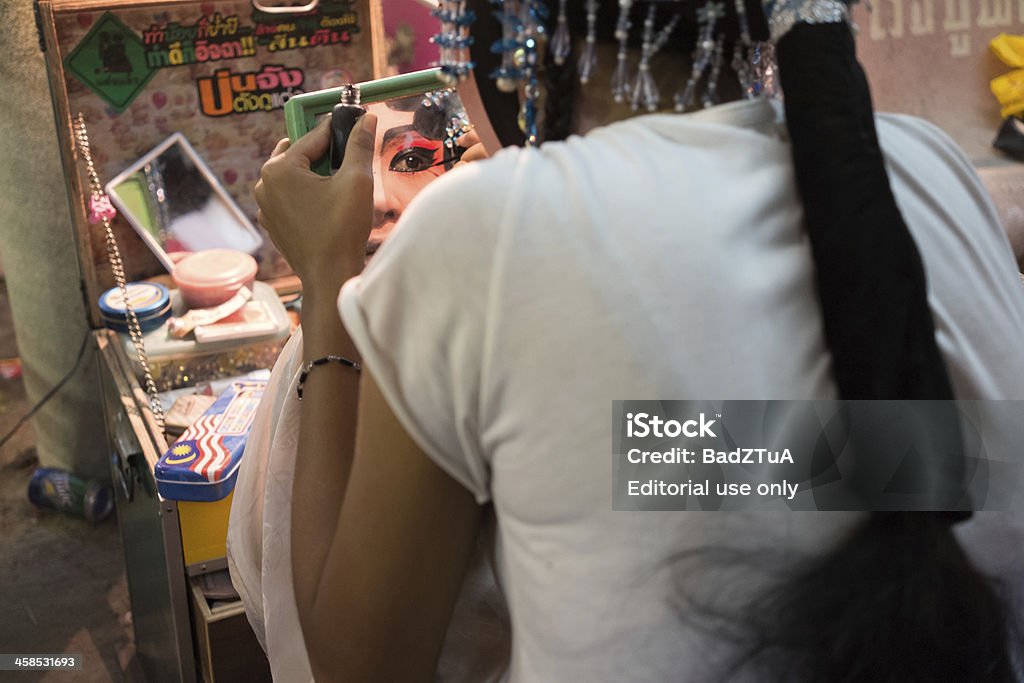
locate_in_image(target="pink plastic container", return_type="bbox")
[172,249,258,310]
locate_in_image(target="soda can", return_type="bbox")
[27,467,114,523]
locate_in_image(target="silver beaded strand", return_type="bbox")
[578,0,600,83]
[702,34,725,108]
[647,11,681,60]
[551,0,571,65]
[611,0,633,103]
[673,0,724,111]
[731,0,755,97]
[630,3,659,111]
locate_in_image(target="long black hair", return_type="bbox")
[467,1,1019,680]
[754,16,1018,680]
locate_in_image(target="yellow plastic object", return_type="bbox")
[991,34,1024,68]
[178,492,234,567]
[991,69,1024,119]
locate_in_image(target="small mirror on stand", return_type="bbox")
[106,133,263,272]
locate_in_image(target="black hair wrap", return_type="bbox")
[719,22,1015,682]
[776,22,970,520]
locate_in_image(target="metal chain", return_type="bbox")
[73,113,166,433]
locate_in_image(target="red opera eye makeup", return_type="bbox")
[378,122,445,176]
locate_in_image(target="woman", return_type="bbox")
[364,94,462,259]
[238,0,1024,679]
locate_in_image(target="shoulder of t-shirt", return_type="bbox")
[874,111,1004,228]
[874,112,982,181]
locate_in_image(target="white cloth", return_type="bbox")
[334,98,1024,682]
[227,330,312,682]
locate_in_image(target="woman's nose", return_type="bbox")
[372,170,399,228]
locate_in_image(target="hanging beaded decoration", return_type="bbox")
[491,0,548,145]
[734,0,753,47]
[432,0,477,84]
[523,0,548,145]
[630,4,657,111]
[647,10,682,60]
[731,0,756,97]
[611,0,634,103]
[629,4,681,112]
[578,0,601,83]
[432,0,773,145]
[74,113,166,433]
[673,0,725,111]
[490,0,522,91]
[702,35,726,107]
[551,0,572,65]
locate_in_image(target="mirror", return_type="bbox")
[106,133,263,272]
[335,91,476,260]
[285,69,483,261]
[283,68,496,174]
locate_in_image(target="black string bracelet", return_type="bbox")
[296,355,362,400]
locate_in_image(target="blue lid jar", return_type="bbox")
[99,282,172,334]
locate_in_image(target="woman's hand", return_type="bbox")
[254,113,379,296]
[452,129,488,169]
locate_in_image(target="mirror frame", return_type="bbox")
[283,67,501,176]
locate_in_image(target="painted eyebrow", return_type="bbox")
[381,124,419,151]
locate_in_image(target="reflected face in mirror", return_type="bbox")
[366,96,452,259]
[107,137,262,269]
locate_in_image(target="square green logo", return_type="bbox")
[65,13,158,112]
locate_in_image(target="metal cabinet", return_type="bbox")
[98,330,270,683]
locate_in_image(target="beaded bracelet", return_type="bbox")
[296,355,362,400]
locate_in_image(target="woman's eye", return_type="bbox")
[388,147,437,173]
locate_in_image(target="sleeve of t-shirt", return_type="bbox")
[337,153,517,504]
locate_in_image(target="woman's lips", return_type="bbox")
[365,238,383,262]
[365,224,395,261]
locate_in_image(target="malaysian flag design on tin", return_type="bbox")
[155,380,266,502]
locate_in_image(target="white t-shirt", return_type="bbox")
[337,97,1024,681]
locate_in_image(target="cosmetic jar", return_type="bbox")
[99,282,172,334]
[172,249,258,309]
